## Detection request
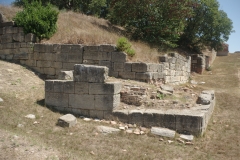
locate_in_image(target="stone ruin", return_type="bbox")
[45,64,215,136]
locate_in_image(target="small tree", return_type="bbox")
[13,0,59,42]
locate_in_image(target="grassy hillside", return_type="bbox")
[0,5,166,63]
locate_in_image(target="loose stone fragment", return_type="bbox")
[25,114,36,119]
[57,114,77,127]
[151,127,175,138]
[96,126,120,134]
[180,134,194,141]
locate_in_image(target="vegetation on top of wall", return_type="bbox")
[116,37,135,57]
[13,0,59,42]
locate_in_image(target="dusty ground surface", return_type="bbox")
[0,53,240,159]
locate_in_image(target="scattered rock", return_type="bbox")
[199,82,205,84]
[140,127,147,132]
[160,85,174,94]
[159,138,164,141]
[126,129,133,134]
[140,131,145,135]
[83,118,92,121]
[185,142,194,145]
[25,114,36,119]
[194,147,200,150]
[168,140,174,144]
[57,114,77,127]
[17,124,24,128]
[96,126,120,134]
[197,92,212,105]
[177,138,185,144]
[180,134,194,141]
[90,151,95,155]
[110,121,117,125]
[190,80,198,85]
[0,97,3,102]
[119,126,125,130]
[33,121,39,125]
[151,127,175,138]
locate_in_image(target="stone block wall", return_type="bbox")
[45,64,122,119]
[0,21,36,60]
[0,21,191,84]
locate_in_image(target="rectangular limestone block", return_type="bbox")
[118,71,136,80]
[132,63,148,72]
[45,92,69,108]
[98,52,112,61]
[175,110,205,135]
[68,52,83,63]
[45,80,54,92]
[84,45,99,51]
[71,44,83,53]
[113,62,124,71]
[5,26,18,34]
[99,60,111,69]
[143,109,164,127]
[74,82,89,94]
[74,64,108,83]
[13,33,25,42]
[163,110,176,130]
[25,60,36,67]
[112,110,129,123]
[37,60,52,68]
[69,94,95,110]
[71,109,89,117]
[13,53,28,60]
[129,110,145,126]
[53,80,64,93]
[135,72,152,80]
[0,21,15,27]
[1,34,12,43]
[63,81,75,94]
[148,64,159,72]
[44,44,54,53]
[53,44,61,53]
[89,82,122,95]
[62,62,75,70]
[53,62,63,69]
[61,44,71,53]
[43,68,56,76]
[56,52,68,62]
[99,45,116,52]
[25,33,36,42]
[111,52,126,62]
[124,63,132,72]
[94,94,120,110]
[34,44,46,52]
[89,110,104,119]
[83,51,99,60]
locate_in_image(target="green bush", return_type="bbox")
[116,37,135,57]
[13,0,59,42]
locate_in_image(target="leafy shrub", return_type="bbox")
[13,0,59,42]
[116,37,135,57]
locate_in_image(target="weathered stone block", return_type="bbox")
[61,44,71,53]
[113,62,124,71]
[1,34,12,43]
[135,72,152,80]
[99,60,111,69]
[129,109,144,126]
[57,114,77,127]
[34,44,45,52]
[151,127,175,138]
[45,44,53,53]
[163,112,176,130]
[37,60,52,68]
[13,53,28,60]
[112,110,129,123]
[74,64,108,83]
[45,80,54,92]
[111,52,126,62]
[56,53,68,62]
[13,33,25,42]
[58,70,73,80]
[89,82,122,95]
[124,63,132,72]
[69,94,95,109]
[94,94,120,110]
[197,93,212,105]
[74,82,89,94]
[53,62,63,69]
[25,33,36,42]
[119,71,136,79]
[63,62,75,70]
[83,51,99,60]
[89,110,104,119]
[5,26,18,34]
[98,52,112,61]
[71,109,89,117]
[64,81,74,93]
[159,55,168,62]
[68,52,83,63]
[43,68,55,76]
[148,64,158,72]
[53,44,61,53]
[99,45,116,52]
[0,21,14,27]
[45,92,69,108]
[132,63,148,72]
[143,109,164,127]
[25,60,36,67]
[53,80,64,93]
[84,45,99,51]
[71,44,83,53]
